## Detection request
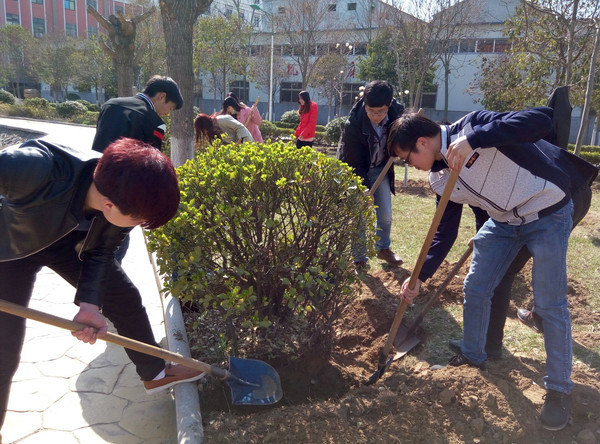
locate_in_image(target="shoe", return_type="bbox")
[447,352,486,370]
[517,308,544,333]
[448,338,502,361]
[376,248,403,266]
[540,389,571,431]
[354,260,369,275]
[143,363,207,394]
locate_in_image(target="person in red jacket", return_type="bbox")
[294,91,318,148]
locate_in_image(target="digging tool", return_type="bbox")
[244,96,260,127]
[367,168,460,384]
[368,155,397,197]
[367,109,423,197]
[392,245,473,360]
[0,299,282,406]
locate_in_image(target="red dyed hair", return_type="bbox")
[93,138,180,229]
[194,113,221,143]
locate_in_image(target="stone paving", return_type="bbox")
[0,117,180,444]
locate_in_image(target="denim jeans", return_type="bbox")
[353,163,393,262]
[461,200,573,394]
[0,231,165,430]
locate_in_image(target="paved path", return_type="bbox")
[0,118,178,444]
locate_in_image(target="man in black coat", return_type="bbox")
[338,80,404,269]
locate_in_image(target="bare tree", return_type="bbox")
[248,46,288,117]
[381,0,479,109]
[160,0,212,167]
[273,0,338,89]
[87,5,156,97]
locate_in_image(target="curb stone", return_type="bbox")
[144,238,204,443]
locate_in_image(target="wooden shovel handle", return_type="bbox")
[382,168,460,356]
[368,156,397,197]
[0,298,229,379]
[244,96,260,127]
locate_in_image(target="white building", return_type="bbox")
[195,0,525,125]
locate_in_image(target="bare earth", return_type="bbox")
[193,178,600,444]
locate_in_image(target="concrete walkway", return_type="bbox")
[0,118,182,443]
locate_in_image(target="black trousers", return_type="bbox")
[484,183,592,351]
[296,139,313,149]
[0,231,165,430]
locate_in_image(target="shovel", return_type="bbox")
[392,245,473,360]
[367,168,460,384]
[0,299,282,406]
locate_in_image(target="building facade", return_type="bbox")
[0,0,145,38]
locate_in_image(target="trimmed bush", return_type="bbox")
[280,110,300,124]
[325,116,348,144]
[55,100,87,119]
[147,140,375,359]
[0,90,15,105]
[76,99,99,112]
[66,93,81,101]
[259,120,279,140]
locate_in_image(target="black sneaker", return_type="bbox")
[540,389,571,431]
[447,352,485,370]
[448,338,502,361]
[517,308,544,333]
[354,260,369,276]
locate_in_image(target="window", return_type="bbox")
[419,91,437,109]
[280,82,303,103]
[66,22,77,37]
[459,39,476,53]
[328,4,336,11]
[87,26,98,37]
[494,39,510,53]
[86,0,97,8]
[64,0,75,10]
[252,15,260,28]
[32,0,44,4]
[341,83,362,106]
[278,6,286,14]
[115,5,124,14]
[225,7,232,16]
[6,14,20,25]
[33,18,46,37]
[348,2,357,10]
[250,45,263,56]
[353,43,367,55]
[476,39,494,53]
[229,80,249,104]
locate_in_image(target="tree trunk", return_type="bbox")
[116,51,134,97]
[160,0,211,167]
[574,23,600,156]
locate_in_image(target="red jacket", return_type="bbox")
[295,101,318,139]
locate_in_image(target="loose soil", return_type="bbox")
[193,177,600,444]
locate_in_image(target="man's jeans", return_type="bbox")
[353,163,393,262]
[461,200,574,394]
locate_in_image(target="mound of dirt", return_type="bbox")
[197,258,600,443]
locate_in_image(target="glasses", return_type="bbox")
[398,150,412,166]
[365,107,388,117]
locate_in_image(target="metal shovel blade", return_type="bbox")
[391,321,422,361]
[227,356,283,405]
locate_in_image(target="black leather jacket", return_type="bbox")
[337,98,404,194]
[0,139,130,307]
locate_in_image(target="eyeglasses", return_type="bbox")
[365,106,389,117]
[399,150,412,166]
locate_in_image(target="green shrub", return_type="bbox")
[275,121,297,130]
[259,120,279,140]
[71,110,99,125]
[76,99,99,112]
[66,92,81,101]
[24,97,50,110]
[0,90,15,105]
[325,116,348,144]
[147,140,375,359]
[280,110,300,124]
[55,100,87,119]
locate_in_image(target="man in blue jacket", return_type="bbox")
[387,107,597,431]
[0,139,204,438]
